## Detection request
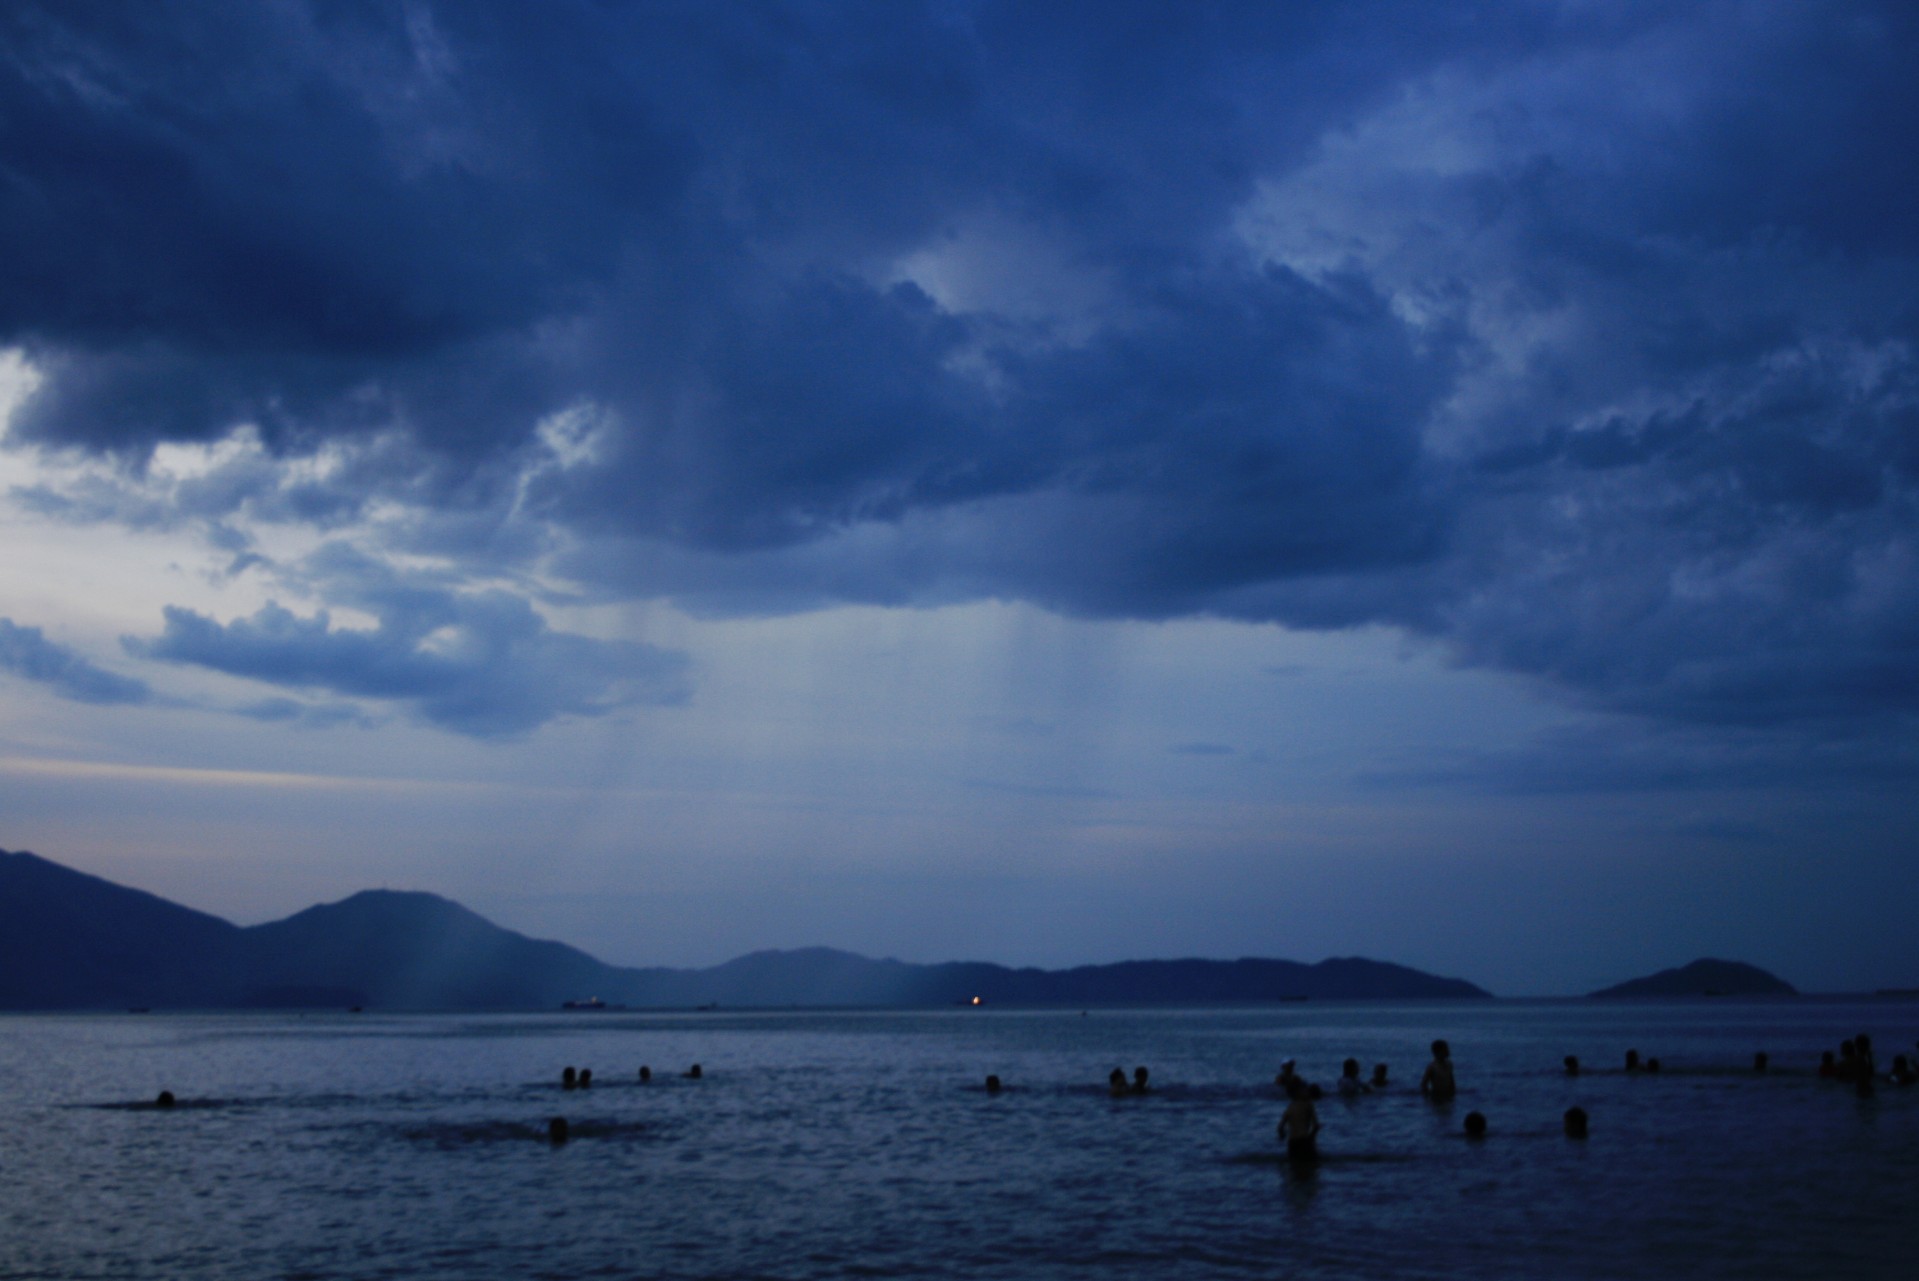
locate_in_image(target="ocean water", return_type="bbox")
[1,1000,1915,1279]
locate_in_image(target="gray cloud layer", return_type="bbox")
[3,1,1915,736]
[0,619,151,705]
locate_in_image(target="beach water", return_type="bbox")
[2,1000,1915,1279]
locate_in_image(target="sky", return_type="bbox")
[2,1,1915,996]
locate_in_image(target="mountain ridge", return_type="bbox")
[1,846,1490,1009]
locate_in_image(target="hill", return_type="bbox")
[1589,958,1796,998]
[0,849,245,1008]
[0,847,1491,1009]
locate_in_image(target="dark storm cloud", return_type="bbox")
[0,618,151,705]
[5,1,1918,736]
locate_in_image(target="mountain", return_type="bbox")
[1589,958,1796,998]
[235,890,635,1009]
[0,847,1491,1008]
[0,849,245,1008]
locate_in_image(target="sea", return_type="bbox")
[2,999,1915,1280]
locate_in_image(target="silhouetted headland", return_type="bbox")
[1589,958,1796,999]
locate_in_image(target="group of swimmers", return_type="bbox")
[1270,1039,1463,1162]
[560,1063,701,1090]
[1814,1034,1919,1091]
[145,1031,1917,1148]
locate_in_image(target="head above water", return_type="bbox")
[1464,1111,1487,1137]
[1754,1052,1768,1073]
[985,1074,1002,1093]
[1342,1058,1360,1078]
[155,1090,176,1108]
[1564,1055,1580,1076]
[548,1117,569,1144]
[638,1066,651,1082]
[686,1064,702,1079]
[1371,1064,1388,1086]
[1625,1049,1641,1071]
[1563,1107,1588,1139]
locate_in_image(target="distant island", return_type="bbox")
[0,847,1490,1011]
[1589,958,1796,999]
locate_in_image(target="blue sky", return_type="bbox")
[2,1,1915,994]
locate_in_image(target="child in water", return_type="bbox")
[1278,1077,1320,1163]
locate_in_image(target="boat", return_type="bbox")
[560,997,625,1011]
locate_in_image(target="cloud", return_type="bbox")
[0,618,151,705]
[124,555,689,737]
[3,1,1916,739]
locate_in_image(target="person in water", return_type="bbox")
[1420,1040,1457,1102]
[1336,1058,1369,1096]
[1109,1068,1130,1097]
[1275,1059,1300,1093]
[1131,1066,1150,1095]
[1371,1063,1389,1089]
[1278,1076,1320,1164]
[1563,1055,1580,1077]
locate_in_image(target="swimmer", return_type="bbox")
[1854,1034,1875,1095]
[985,1074,1002,1094]
[1889,1055,1915,1087]
[1275,1059,1299,1093]
[1277,1077,1320,1164]
[1645,1057,1661,1074]
[638,1065,651,1083]
[1336,1058,1369,1096]
[1753,1052,1768,1074]
[1625,1049,1641,1072]
[548,1117,569,1144]
[1131,1066,1150,1095]
[1420,1040,1457,1102]
[1564,1054,1580,1077]
[578,1068,592,1088]
[1563,1107,1587,1139]
[562,1066,578,1090]
[1371,1063,1389,1088]
[1463,1110,1487,1138]
[1818,1050,1837,1079]
[1108,1067,1130,1098]
[155,1090,176,1109]
[685,1063,703,1079]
